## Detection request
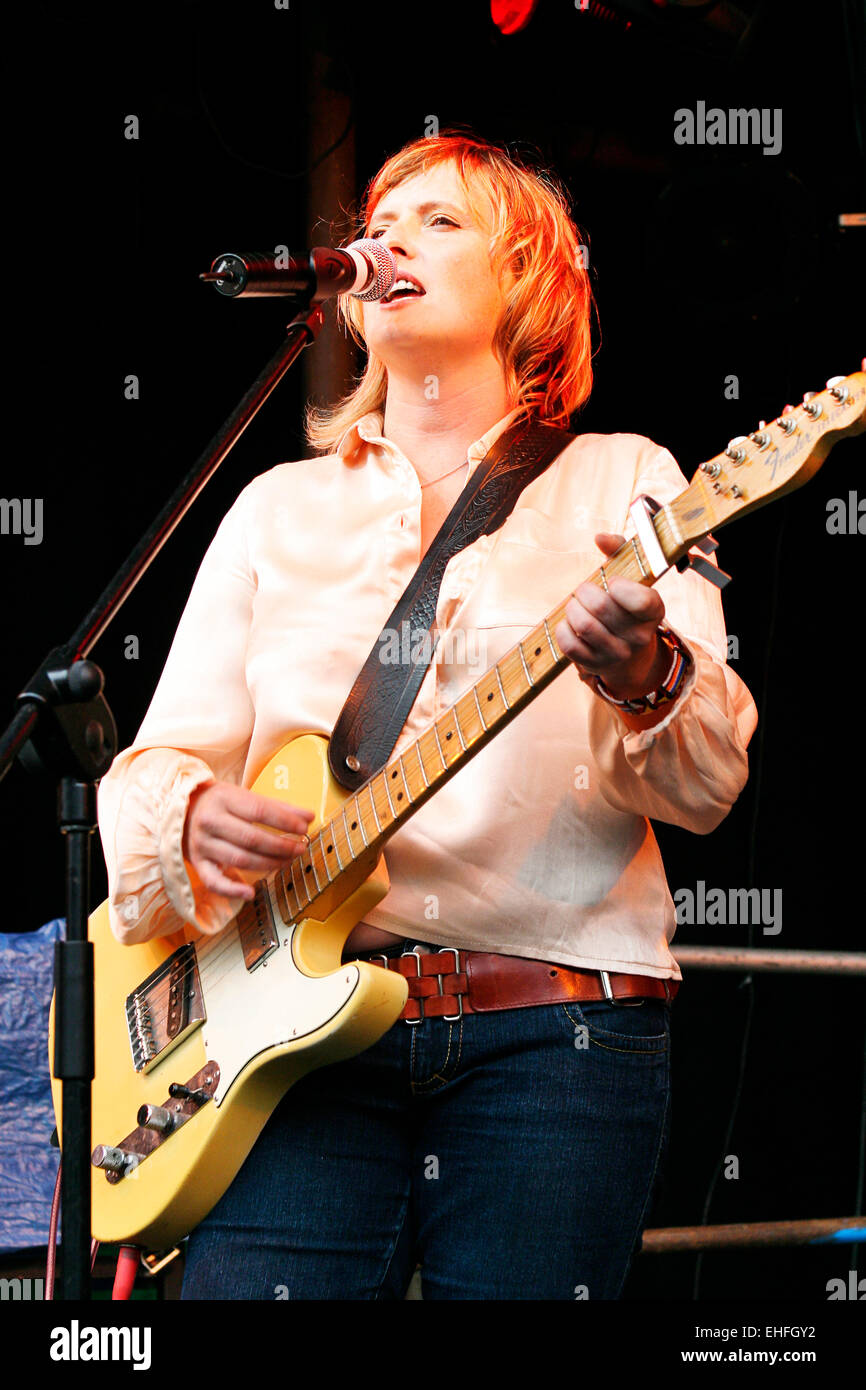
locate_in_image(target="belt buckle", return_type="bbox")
[599,969,644,1007]
[439,948,463,1022]
[401,946,424,1024]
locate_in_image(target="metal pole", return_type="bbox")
[642,1217,866,1253]
[674,946,866,975]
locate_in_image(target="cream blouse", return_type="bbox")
[97,409,758,979]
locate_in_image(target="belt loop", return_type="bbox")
[440,948,463,1022]
[401,946,423,1024]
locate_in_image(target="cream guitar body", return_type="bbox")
[48,369,866,1253]
[49,733,409,1251]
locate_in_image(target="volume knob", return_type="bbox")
[91,1144,133,1173]
[137,1103,177,1134]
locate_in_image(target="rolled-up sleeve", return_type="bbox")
[97,487,257,944]
[583,442,758,833]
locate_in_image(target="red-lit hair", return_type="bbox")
[306,131,595,450]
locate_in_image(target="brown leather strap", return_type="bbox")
[359,948,679,1021]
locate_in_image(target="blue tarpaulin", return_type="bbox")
[0,919,63,1251]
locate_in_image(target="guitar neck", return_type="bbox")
[272,363,866,921]
[284,530,658,902]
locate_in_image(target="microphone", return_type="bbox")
[199,239,396,302]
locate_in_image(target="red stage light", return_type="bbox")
[491,0,541,36]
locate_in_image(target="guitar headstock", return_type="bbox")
[661,367,866,564]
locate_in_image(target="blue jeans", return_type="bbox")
[181,940,672,1300]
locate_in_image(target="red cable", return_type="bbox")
[45,1161,62,1300]
[112,1244,140,1300]
[45,1161,101,1300]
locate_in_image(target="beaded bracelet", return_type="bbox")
[592,627,691,715]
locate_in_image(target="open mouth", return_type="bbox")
[380,276,426,305]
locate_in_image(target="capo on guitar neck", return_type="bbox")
[675,534,731,590]
[630,493,731,589]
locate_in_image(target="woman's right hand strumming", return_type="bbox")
[182,781,315,902]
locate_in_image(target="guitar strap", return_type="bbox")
[328,415,575,791]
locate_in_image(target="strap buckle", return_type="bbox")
[400,945,464,1023]
[439,948,463,1021]
[401,946,424,1023]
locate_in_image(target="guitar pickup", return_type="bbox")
[236,881,280,972]
[126,943,205,1073]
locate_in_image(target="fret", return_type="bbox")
[308,843,323,893]
[374,775,395,828]
[432,721,448,770]
[542,619,558,662]
[293,856,311,907]
[330,825,344,873]
[353,795,369,848]
[398,756,413,803]
[315,833,334,885]
[319,832,335,884]
[452,706,468,751]
[518,642,534,686]
[366,782,383,834]
[415,741,429,789]
[274,869,292,923]
[473,685,488,730]
[341,805,356,860]
[382,769,397,817]
[495,664,510,709]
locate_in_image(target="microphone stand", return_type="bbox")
[0,293,325,1300]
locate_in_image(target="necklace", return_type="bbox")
[419,460,469,489]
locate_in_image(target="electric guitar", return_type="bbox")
[49,370,866,1251]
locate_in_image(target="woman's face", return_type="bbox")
[361,161,506,374]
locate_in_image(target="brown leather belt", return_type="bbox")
[356,947,679,1023]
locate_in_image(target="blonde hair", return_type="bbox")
[305,130,595,452]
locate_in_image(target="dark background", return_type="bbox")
[3,0,864,1305]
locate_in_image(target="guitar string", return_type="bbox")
[120,395,852,1030]
[121,539,665,1035]
[123,411,830,1033]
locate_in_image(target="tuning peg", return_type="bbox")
[777,408,797,434]
[725,436,748,463]
[826,375,850,403]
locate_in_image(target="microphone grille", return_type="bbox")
[347,239,396,301]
